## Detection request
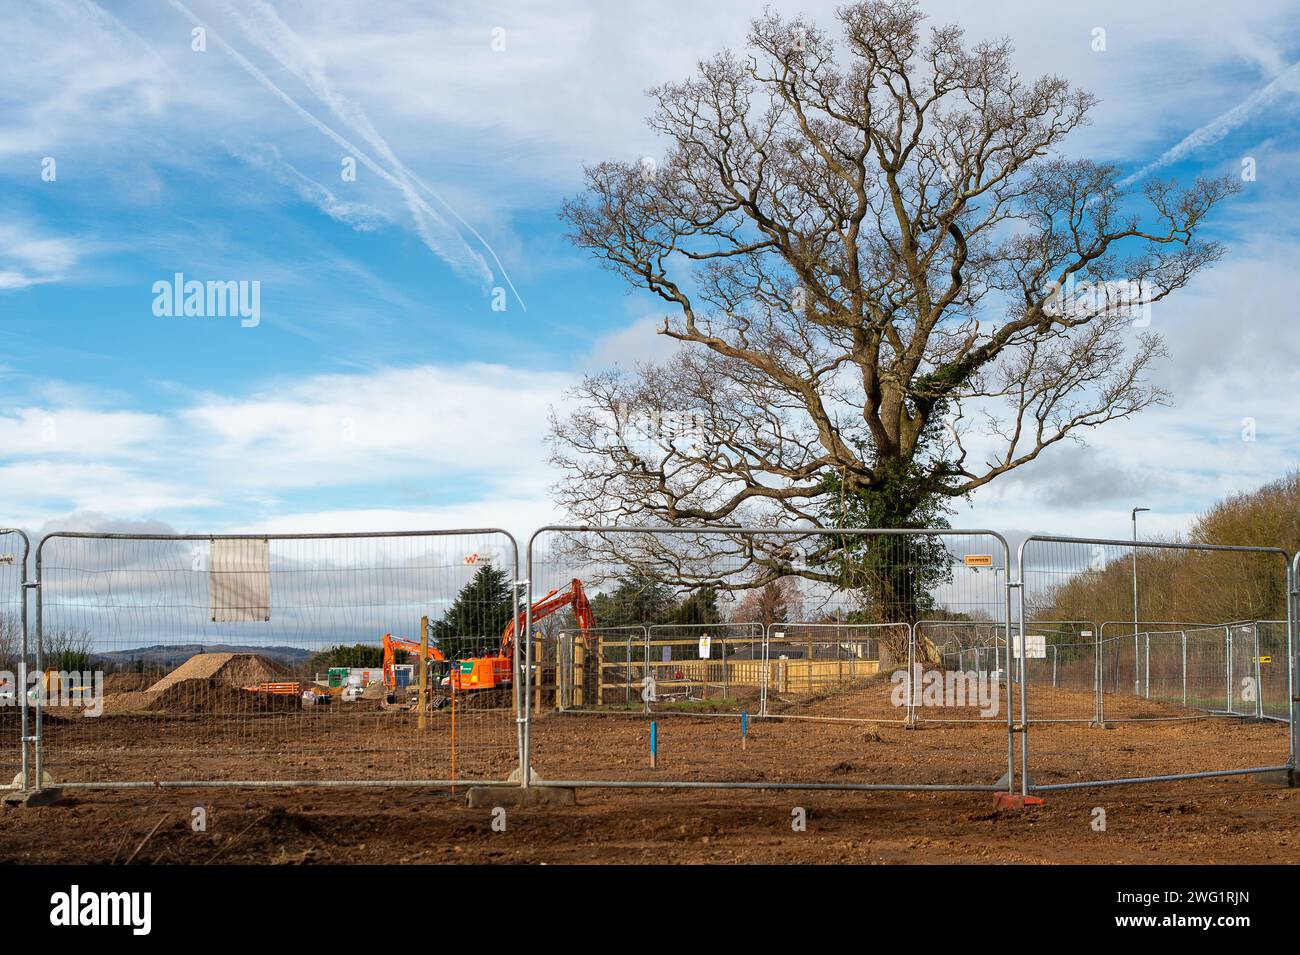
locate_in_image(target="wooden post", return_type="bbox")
[418,615,428,730]
[596,630,604,705]
[555,633,564,709]
[534,632,543,712]
[574,638,585,706]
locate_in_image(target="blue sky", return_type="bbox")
[2,0,1300,546]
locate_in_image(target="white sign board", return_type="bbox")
[1013,634,1047,659]
[698,634,712,659]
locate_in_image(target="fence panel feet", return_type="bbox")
[465,785,575,808]
[3,787,64,807]
[993,792,1043,810]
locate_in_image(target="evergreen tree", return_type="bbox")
[588,571,676,628]
[429,563,519,659]
[669,586,721,626]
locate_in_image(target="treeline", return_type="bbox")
[309,643,385,671]
[1034,472,1300,624]
[584,572,723,628]
[0,614,94,672]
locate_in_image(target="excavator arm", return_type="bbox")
[447,579,595,695]
[382,632,448,689]
[499,578,593,662]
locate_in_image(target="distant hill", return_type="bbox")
[92,643,315,671]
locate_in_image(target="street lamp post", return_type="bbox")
[1132,507,1150,695]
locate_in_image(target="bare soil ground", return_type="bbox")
[1,774,1296,865]
[1,682,1294,864]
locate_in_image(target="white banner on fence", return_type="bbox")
[210,537,271,622]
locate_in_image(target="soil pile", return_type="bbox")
[101,652,296,715]
[148,678,301,714]
[147,653,287,692]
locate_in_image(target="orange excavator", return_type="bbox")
[378,579,594,709]
[448,578,594,700]
[381,632,448,691]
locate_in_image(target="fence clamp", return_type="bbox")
[1012,723,1027,733]
[22,581,37,590]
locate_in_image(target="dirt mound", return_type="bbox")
[102,678,300,715]
[148,678,301,714]
[100,652,296,714]
[147,652,288,693]
[101,690,158,714]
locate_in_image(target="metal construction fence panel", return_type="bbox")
[1228,624,1260,718]
[1017,536,1294,794]
[1291,551,1300,749]
[1177,624,1245,718]
[920,619,1006,676]
[524,525,1014,791]
[1014,620,1098,724]
[763,621,905,722]
[552,624,649,709]
[911,618,1011,726]
[1094,620,1274,722]
[33,529,521,789]
[1254,620,1290,721]
[8,521,1300,798]
[0,529,30,789]
[646,622,764,708]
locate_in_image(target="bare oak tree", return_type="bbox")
[552,1,1236,613]
[732,577,804,629]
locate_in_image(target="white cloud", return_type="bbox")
[179,362,568,486]
[0,361,573,533]
[0,224,82,291]
[0,407,165,457]
[227,142,390,232]
[584,315,684,372]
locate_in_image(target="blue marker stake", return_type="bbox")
[741,710,748,750]
[650,721,658,768]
